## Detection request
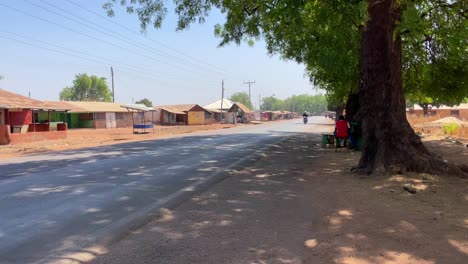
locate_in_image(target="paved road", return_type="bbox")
[0,118,321,263]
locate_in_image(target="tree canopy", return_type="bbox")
[60,73,112,102]
[135,98,153,107]
[229,92,254,110]
[103,0,467,175]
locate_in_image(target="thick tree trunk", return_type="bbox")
[345,92,360,122]
[421,104,429,116]
[358,0,460,175]
[335,105,345,120]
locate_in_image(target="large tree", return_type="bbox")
[135,98,153,107]
[60,73,112,102]
[104,0,467,175]
[229,92,254,110]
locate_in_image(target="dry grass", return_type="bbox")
[407,114,443,126]
[408,114,468,140]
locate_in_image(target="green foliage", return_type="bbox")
[401,1,468,107]
[135,98,153,107]
[229,92,253,110]
[59,73,112,102]
[103,0,467,109]
[261,96,285,112]
[442,123,459,135]
[261,94,327,115]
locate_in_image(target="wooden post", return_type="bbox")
[32,110,36,132]
[48,111,51,131]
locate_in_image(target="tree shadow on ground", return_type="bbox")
[302,140,468,264]
[0,132,305,263]
[88,132,467,264]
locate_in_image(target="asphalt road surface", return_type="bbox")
[0,118,322,264]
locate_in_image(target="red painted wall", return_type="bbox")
[6,110,33,126]
[9,131,67,145]
[28,124,49,132]
[0,125,11,145]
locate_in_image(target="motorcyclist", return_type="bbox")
[302,112,308,124]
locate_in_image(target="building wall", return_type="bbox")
[187,111,205,125]
[9,131,67,145]
[7,109,32,125]
[0,110,5,125]
[5,109,32,133]
[160,110,177,125]
[0,124,67,145]
[0,125,10,145]
[409,109,468,119]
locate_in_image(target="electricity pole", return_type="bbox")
[111,66,115,102]
[243,80,255,104]
[258,94,261,111]
[220,80,225,122]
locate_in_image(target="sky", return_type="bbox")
[0,0,319,108]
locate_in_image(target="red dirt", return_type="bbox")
[0,124,243,160]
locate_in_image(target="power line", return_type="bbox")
[64,0,241,79]
[35,0,228,77]
[20,0,208,76]
[243,80,255,104]
[1,1,222,80]
[0,31,164,77]
[0,35,218,88]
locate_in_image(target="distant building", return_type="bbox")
[0,89,68,145]
[408,104,468,119]
[204,99,234,121]
[228,102,254,123]
[155,104,212,125]
[46,101,133,129]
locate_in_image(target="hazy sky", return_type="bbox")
[0,0,319,108]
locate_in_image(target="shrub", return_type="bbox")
[442,123,459,135]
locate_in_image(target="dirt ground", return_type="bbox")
[2,117,467,263]
[0,123,244,160]
[304,132,468,263]
[88,120,468,264]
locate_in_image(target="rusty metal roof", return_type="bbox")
[230,102,252,113]
[49,101,128,113]
[0,89,64,110]
[44,101,87,112]
[204,98,234,110]
[155,104,198,114]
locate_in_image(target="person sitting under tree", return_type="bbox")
[334,115,350,148]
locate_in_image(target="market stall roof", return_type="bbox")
[45,101,128,113]
[0,89,67,111]
[230,102,252,113]
[204,98,234,110]
[155,104,199,115]
[122,104,156,112]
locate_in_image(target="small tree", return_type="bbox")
[229,92,254,110]
[60,73,112,102]
[135,98,153,107]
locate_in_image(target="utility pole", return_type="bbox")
[243,80,255,104]
[258,94,261,111]
[220,80,225,122]
[111,66,115,102]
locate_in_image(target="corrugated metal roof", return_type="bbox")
[0,89,64,110]
[122,104,155,112]
[412,103,468,110]
[204,98,234,110]
[44,101,87,112]
[50,101,128,113]
[155,104,197,114]
[231,102,252,113]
